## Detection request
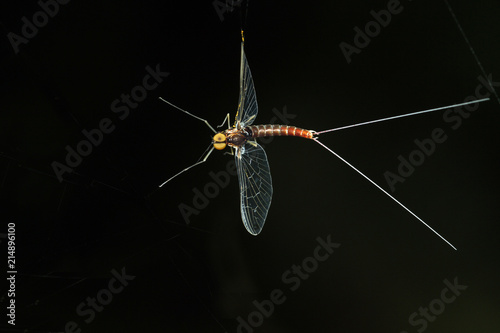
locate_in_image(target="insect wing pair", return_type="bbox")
[234,43,273,235]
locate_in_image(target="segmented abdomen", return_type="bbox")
[248,124,314,139]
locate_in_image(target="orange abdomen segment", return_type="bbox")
[248,124,314,139]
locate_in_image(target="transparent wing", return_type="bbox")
[235,141,273,235]
[234,42,258,128]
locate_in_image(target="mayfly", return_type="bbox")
[159,31,489,250]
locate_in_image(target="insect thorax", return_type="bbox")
[225,127,251,148]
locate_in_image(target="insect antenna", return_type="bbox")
[314,98,490,135]
[158,97,217,134]
[313,139,457,250]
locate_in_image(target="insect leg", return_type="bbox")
[217,113,231,129]
[159,97,217,134]
[247,140,257,147]
[223,146,235,157]
[159,143,215,187]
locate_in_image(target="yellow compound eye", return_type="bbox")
[213,133,227,150]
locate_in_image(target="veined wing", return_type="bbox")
[235,141,273,235]
[234,42,258,128]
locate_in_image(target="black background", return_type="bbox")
[1,0,500,332]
